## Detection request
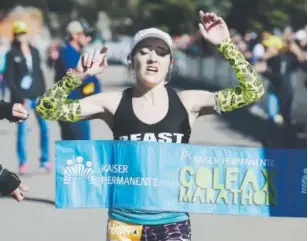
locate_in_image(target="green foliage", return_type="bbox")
[3,0,304,36]
[227,0,306,33]
[102,0,233,35]
[106,0,306,35]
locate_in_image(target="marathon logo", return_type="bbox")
[179,167,277,206]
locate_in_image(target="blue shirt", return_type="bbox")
[55,43,101,99]
[0,51,7,73]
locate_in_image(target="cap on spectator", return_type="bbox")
[253,43,265,59]
[295,30,306,41]
[284,26,293,33]
[12,21,28,34]
[272,28,282,36]
[262,35,284,50]
[67,21,84,34]
[128,28,174,59]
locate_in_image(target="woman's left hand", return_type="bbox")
[198,11,230,45]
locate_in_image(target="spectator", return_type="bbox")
[254,29,297,147]
[0,36,9,98]
[46,39,61,69]
[0,99,29,201]
[54,20,101,140]
[4,21,51,174]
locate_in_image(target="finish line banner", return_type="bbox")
[55,140,307,218]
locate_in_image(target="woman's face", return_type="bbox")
[15,33,28,44]
[133,38,172,88]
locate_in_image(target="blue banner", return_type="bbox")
[55,140,307,218]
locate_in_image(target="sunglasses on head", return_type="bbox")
[138,44,171,57]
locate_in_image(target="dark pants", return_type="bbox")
[280,98,296,148]
[263,72,296,148]
[58,120,90,140]
[0,76,6,99]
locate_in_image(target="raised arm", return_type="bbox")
[35,72,84,122]
[180,11,264,116]
[35,47,115,122]
[213,37,264,113]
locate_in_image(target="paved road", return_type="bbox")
[0,67,305,241]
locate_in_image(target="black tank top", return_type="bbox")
[113,87,191,143]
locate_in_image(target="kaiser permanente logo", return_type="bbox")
[62,157,159,187]
[63,156,96,185]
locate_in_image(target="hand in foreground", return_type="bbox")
[12,103,29,123]
[198,11,230,45]
[11,183,29,202]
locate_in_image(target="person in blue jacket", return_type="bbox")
[0,37,8,98]
[54,20,101,140]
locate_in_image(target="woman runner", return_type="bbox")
[35,11,264,241]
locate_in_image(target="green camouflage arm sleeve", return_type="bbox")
[214,37,265,113]
[35,73,83,122]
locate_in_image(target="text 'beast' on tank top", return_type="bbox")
[109,86,192,225]
[112,87,191,143]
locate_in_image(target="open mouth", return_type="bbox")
[146,66,159,73]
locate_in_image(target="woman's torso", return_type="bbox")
[110,86,191,225]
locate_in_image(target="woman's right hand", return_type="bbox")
[75,46,108,77]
